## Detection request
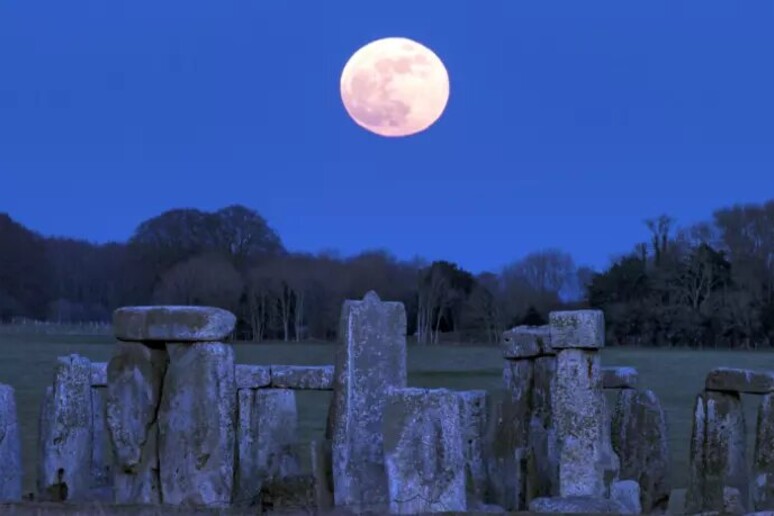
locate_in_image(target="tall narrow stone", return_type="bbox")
[234,388,300,506]
[0,384,22,501]
[456,390,488,507]
[327,291,407,510]
[753,392,774,510]
[383,388,466,514]
[526,355,559,502]
[90,386,112,501]
[686,391,748,513]
[37,354,93,501]
[158,342,236,507]
[484,391,526,511]
[106,342,167,504]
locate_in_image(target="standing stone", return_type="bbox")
[327,291,407,510]
[549,310,605,349]
[37,354,93,501]
[686,391,748,513]
[158,342,236,507]
[457,390,488,507]
[552,349,606,497]
[502,326,551,359]
[90,387,112,501]
[0,384,22,501]
[383,388,466,514]
[753,393,774,510]
[611,388,671,512]
[497,359,533,510]
[106,342,167,504]
[234,388,300,505]
[599,395,621,497]
[484,392,526,511]
[526,355,559,502]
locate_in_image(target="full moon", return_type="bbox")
[340,37,450,137]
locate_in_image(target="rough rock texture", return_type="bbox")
[484,392,526,511]
[383,388,466,514]
[37,355,93,501]
[528,495,627,513]
[234,388,300,506]
[235,365,271,390]
[113,305,236,343]
[548,310,605,349]
[106,342,167,504]
[90,363,107,387]
[612,388,671,512]
[600,394,621,497]
[723,486,746,515]
[327,291,407,510]
[552,349,606,497]
[456,390,488,506]
[602,366,638,389]
[610,480,642,515]
[502,325,552,359]
[753,393,774,510]
[526,355,559,502]
[706,367,774,394]
[270,365,334,390]
[89,387,112,501]
[686,391,748,513]
[0,384,22,502]
[158,342,236,507]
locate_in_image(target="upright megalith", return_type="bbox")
[753,393,774,510]
[383,388,466,514]
[106,342,167,504]
[0,384,22,502]
[456,390,488,507]
[37,354,94,501]
[327,291,408,510]
[686,390,748,513]
[549,310,618,498]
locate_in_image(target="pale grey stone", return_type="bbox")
[456,390,488,506]
[235,364,271,389]
[113,305,236,342]
[106,342,167,504]
[270,365,334,390]
[611,480,642,514]
[687,391,748,513]
[0,384,22,502]
[753,393,774,510]
[552,349,606,497]
[600,394,621,497]
[234,388,300,506]
[37,354,93,501]
[549,310,605,349]
[90,362,107,387]
[327,291,407,510]
[158,342,236,507]
[724,486,746,515]
[612,388,671,512]
[502,325,552,358]
[602,366,638,389]
[706,367,774,394]
[383,388,466,514]
[528,495,627,513]
[89,387,112,500]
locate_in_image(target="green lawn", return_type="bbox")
[1,332,771,497]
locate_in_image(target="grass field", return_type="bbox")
[1,331,772,498]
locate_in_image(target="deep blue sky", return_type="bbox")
[1,1,772,273]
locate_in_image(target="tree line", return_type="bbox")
[1,199,772,348]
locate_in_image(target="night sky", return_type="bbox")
[1,1,772,273]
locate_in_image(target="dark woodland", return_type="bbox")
[1,200,773,348]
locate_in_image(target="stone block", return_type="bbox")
[90,362,107,387]
[0,384,21,502]
[610,480,642,514]
[753,393,774,510]
[502,325,552,358]
[456,390,488,506]
[602,366,638,389]
[270,365,334,390]
[113,305,236,342]
[549,310,605,349]
[706,367,774,394]
[528,495,627,513]
[235,364,271,390]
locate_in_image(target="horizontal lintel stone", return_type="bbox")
[270,365,334,390]
[235,365,271,390]
[113,305,236,343]
[705,367,774,394]
[502,325,553,358]
[549,310,605,350]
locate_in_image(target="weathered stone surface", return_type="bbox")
[234,388,300,506]
[526,355,559,502]
[552,349,606,497]
[600,395,621,497]
[686,391,748,513]
[484,392,526,512]
[612,388,671,512]
[327,291,407,510]
[753,393,774,510]
[611,480,642,515]
[549,310,605,349]
[235,365,271,390]
[502,325,552,358]
[528,495,626,513]
[270,365,334,390]
[89,387,112,501]
[706,367,774,394]
[158,342,236,507]
[383,388,466,514]
[106,342,167,504]
[37,355,93,501]
[113,305,236,343]
[90,362,107,387]
[0,384,22,502]
[724,486,746,515]
[456,390,488,506]
[602,366,638,389]
[259,474,329,513]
